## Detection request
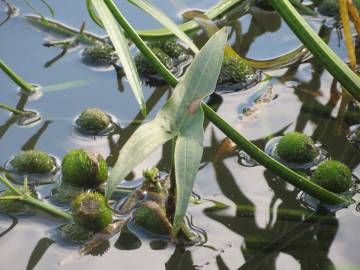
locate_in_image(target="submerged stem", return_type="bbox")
[0,102,27,115]
[104,0,347,205]
[0,59,35,93]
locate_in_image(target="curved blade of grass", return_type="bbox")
[92,0,146,116]
[86,0,104,28]
[128,0,199,53]
[269,0,360,101]
[40,0,55,17]
[136,0,248,39]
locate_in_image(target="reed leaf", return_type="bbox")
[92,0,147,116]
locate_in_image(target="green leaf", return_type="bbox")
[92,0,147,116]
[106,28,227,209]
[128,0,199,53]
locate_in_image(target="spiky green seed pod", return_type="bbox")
[161,40,187,58]
[10,150,56,174]
[61,149,108,187]
[135,47,174,75]
[318,0,339,17]
[76,108,111,133]
[218,56,258,86]
[82,43,117,66]
[143,167,159,182]
[312,160,352,193]
[71,192,112,232]
[276,132,318,164]
[58,223,95,243]
[134,201,172,235]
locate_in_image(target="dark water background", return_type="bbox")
[0,0,360,269]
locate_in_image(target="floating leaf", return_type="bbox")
[106,28,228,224]
[92,0,147,116]
[128,0,199,53]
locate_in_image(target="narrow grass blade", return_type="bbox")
[92,0,147,116]
[128,0,199,53]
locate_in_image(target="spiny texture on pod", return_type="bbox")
[76,108,111,133]
[317,0,339,17]
[82,43,117,66]
[135,47,174,75]
[161,39,188,58]
[218,56,258,87]
[277,132,318,163]
[255,0,274,11]
[312,160,352,193]
[71,192,112,232]
[10,150,55,174]
[58,223,95,243]
[134,201,172,235]
[61,149,108,187]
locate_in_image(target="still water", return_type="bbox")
[0,0,360,269]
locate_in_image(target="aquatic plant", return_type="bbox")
[0,175,72,220]
[58,223,95,243]
[134,201,172,235]
[61,149,108,187]
[0,188,34,214]
[276,132,318,164]
[71,192,112,232]
[312,160,353,193]
[135,46,174,75]
[218,55,258,88]
[82,43,117,66]
[75,108,111,133]
[94,0,349,237]
[51,184,86,204]
[10,150,56,174]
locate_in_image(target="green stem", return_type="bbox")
[0,59,35,93]
[0,102,27,115]
[105,0,347,205]
[0,175,72,220]
[24,195,72,221]
[269,0,360,102]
